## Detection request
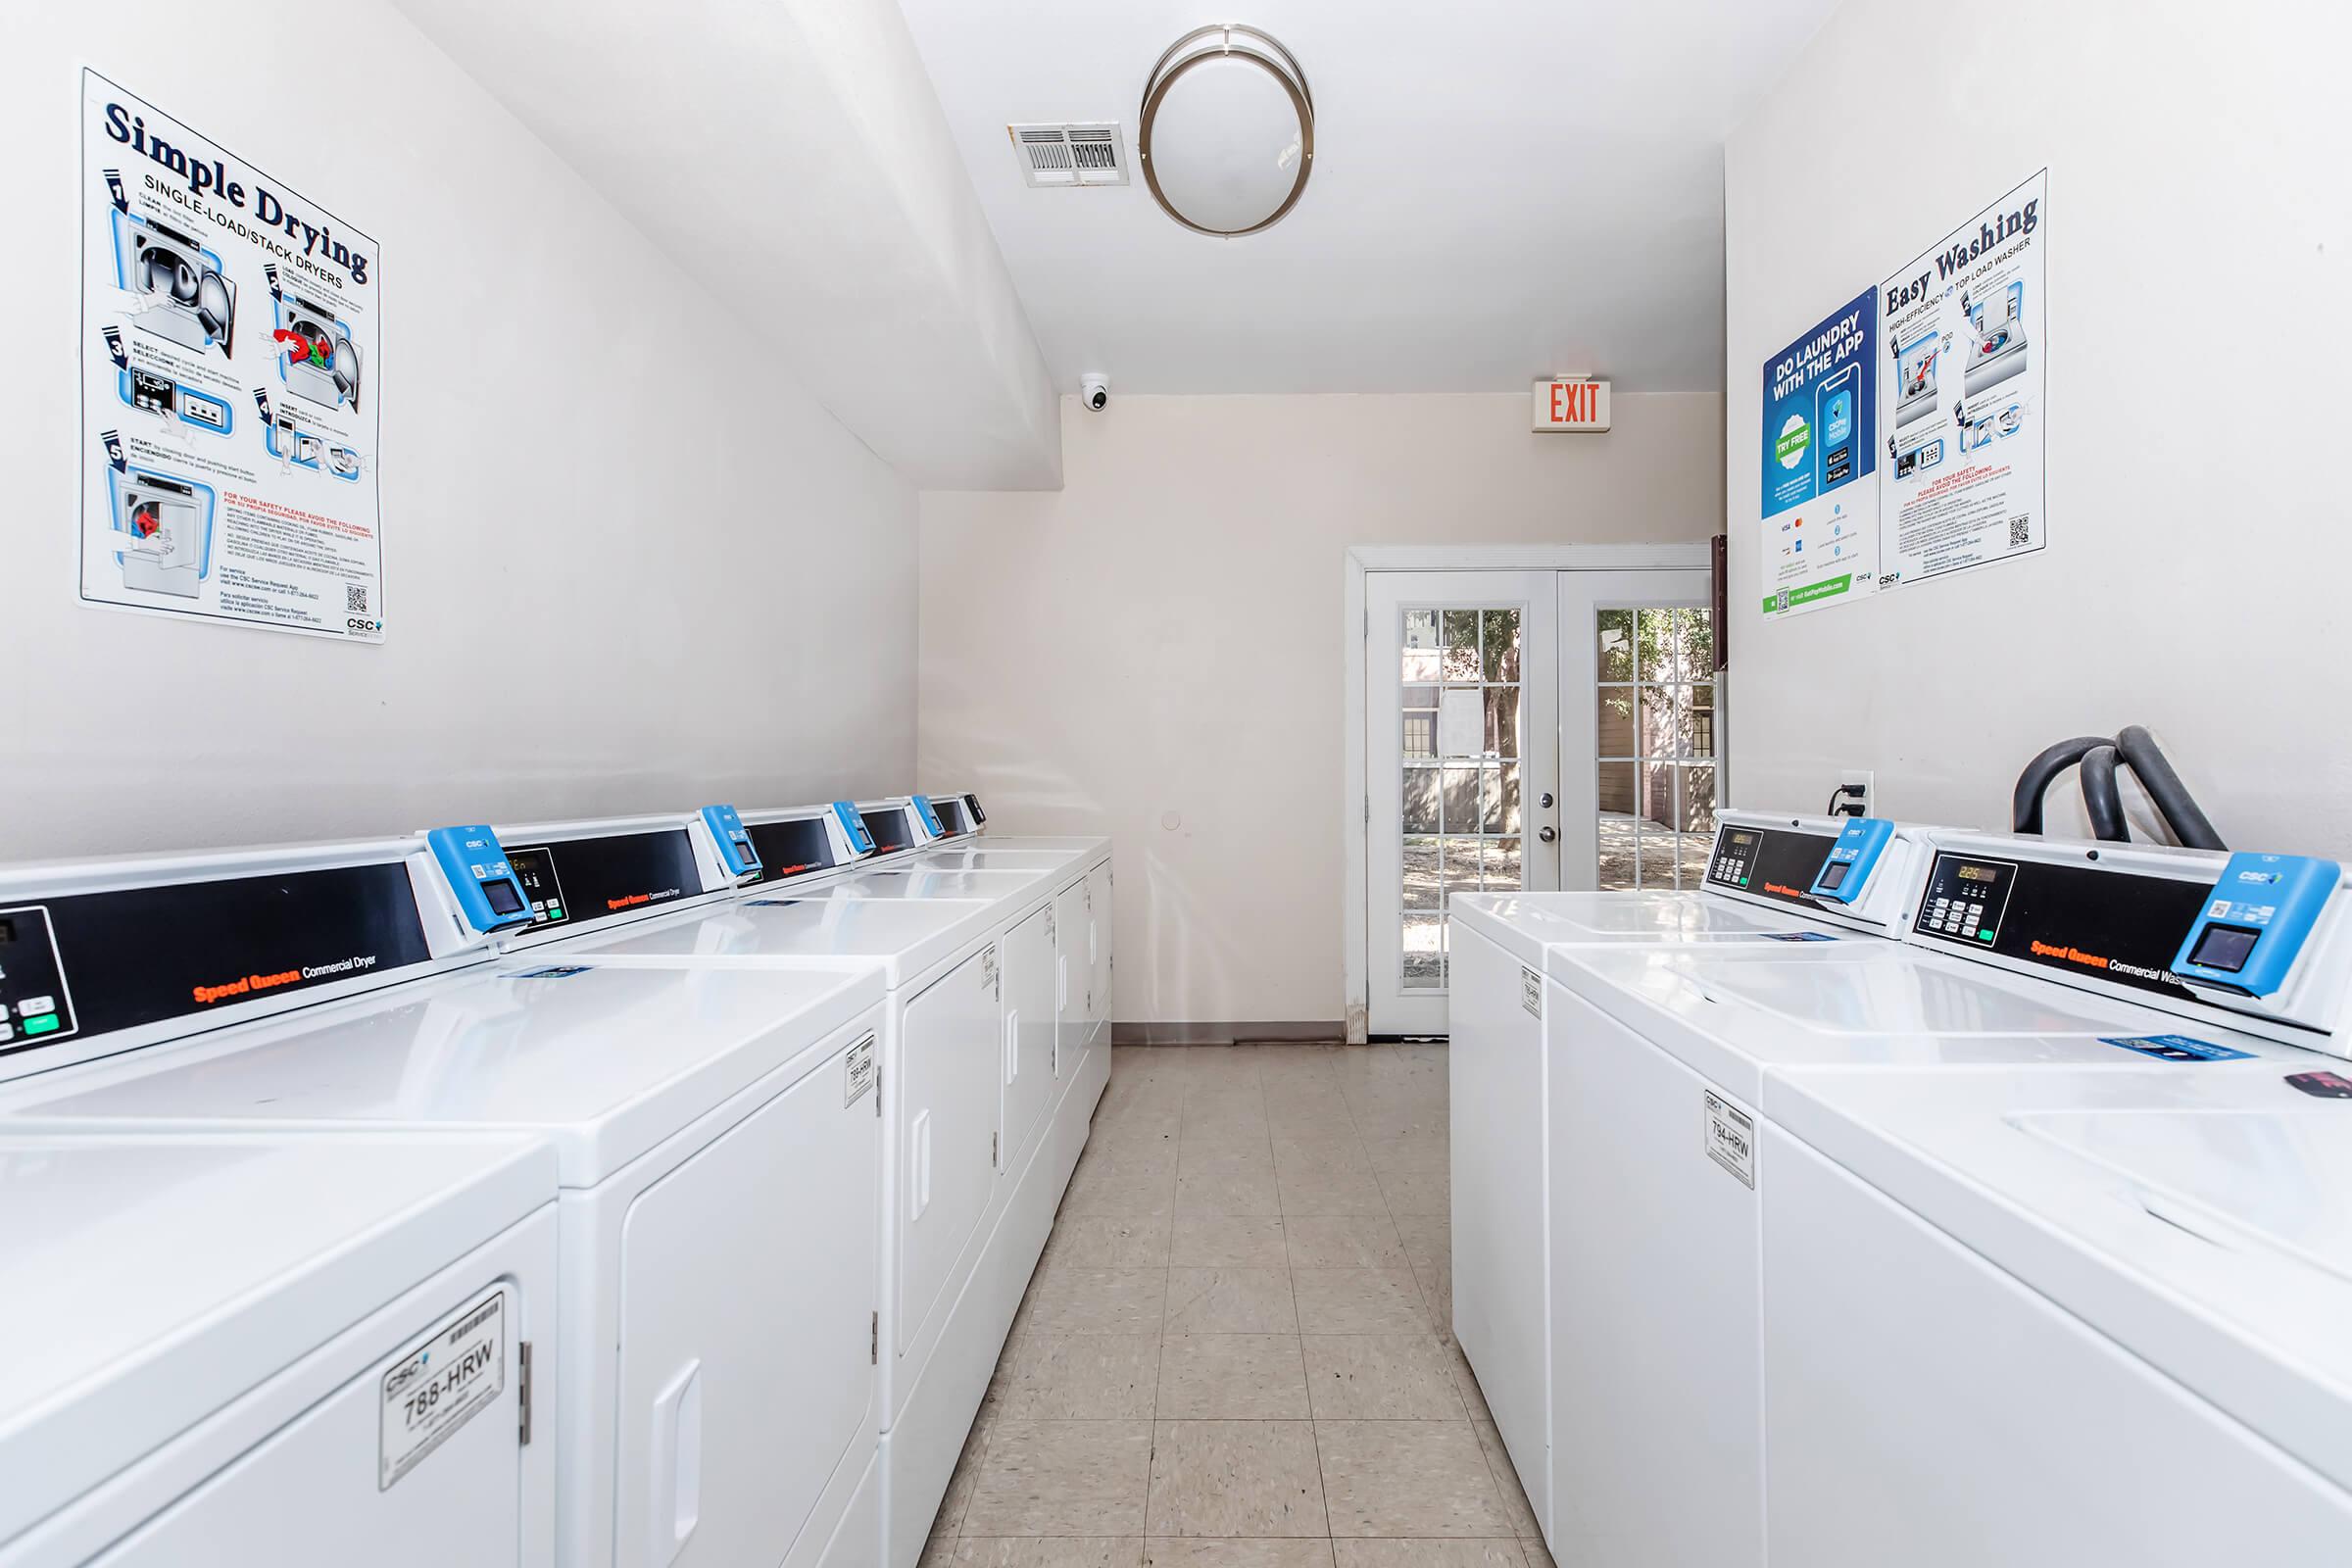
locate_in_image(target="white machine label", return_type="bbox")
[982,944,1000,994]
[379,1290,506,1490]
[1703,1091,1756,1188]
[1521,966,1543,1018]
[845,1031,877,1104]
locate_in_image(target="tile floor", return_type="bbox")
[922,1044,1555,1568]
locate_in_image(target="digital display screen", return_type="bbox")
[1724,830,1757,850]
[506,847,569,927]
[1818,860,1850,892]
[483,878,526,916]
[1956,863,2000,884]
[2188,923,2261,974]
[731,838,759,866]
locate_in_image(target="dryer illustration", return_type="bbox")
[111,213,236,359]
[1892,328,1942,429]
[110,467,214,599]
[1963,280,2030,396]
[274,290,362,413]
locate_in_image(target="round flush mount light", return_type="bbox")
[1138,24,1314,237]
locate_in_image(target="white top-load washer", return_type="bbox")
[499,804,1105,1568]
[1527,829,2352,1568]
[1446,809,1936,1535]
[0,1128,556,1568]
[0,824,891,1568]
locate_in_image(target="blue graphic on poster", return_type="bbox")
[1758,288,1878,619]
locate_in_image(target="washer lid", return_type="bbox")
[566,891,998,990]
[1775,1066,2352,1494]
[0,961,883,1184]
[0,1129,554,1544]
[1453,890,1837,968]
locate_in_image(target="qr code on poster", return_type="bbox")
[2008,517,2031,549]
[347,583,369,613]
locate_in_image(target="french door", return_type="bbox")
[1365,567,1716,1036]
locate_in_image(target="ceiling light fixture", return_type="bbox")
[1138,24,1314,238]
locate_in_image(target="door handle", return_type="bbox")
[650,1359,704,1567]
[1539,791,1555,809]
[1540,826,1558,843]
[1056,954,1069,1012]
[1005,1009,1020,1084]
[909,1110,932,1219]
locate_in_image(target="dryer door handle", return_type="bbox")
[1056,954,1069,1012]
[909,1110,932,1220]
[1004,1009,1021,1086]
[649,1359,704,1567]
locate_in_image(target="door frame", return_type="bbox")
[1342,542,1716,1043]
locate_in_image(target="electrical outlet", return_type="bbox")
[1838,770,1875,819]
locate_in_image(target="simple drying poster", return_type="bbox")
[1758,288,1880,619]
[1877,170,2046,590]
[79,70,385,642]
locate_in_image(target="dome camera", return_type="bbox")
[1081,373,1109,412]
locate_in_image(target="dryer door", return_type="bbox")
[615,1012,883,1568]
[1000,904,1055,1177]
[897,947,1003,1353]
[1085,863,1114,1050]
[1051,878,1090,1081]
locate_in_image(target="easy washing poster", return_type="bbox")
[1758,288,1880,619]
[1756,170,2049,620]
[78,71,385,642]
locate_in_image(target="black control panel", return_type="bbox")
[935,798,972,835]
[1706,824,1835,907]
[1910,850,2212,1004]
[0,863,434,1063]
[504,829,701,931]
[746,816,837,885]
[861,808,913,856]
[963,794,987,826]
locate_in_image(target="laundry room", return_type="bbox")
[3,1,2349,1565]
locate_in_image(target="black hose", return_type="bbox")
[2078,745,2128,842]
[2116,725,2225,851]
[2012,736,2112,835]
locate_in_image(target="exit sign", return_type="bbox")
[1533,378,1611,432]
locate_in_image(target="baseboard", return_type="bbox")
[1110,1020,1347,1046]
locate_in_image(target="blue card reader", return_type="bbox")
[912,794,946,839]
[425,824,533,934]
[700,805,762,879]
[2172,853,2341,997]
[833,801,876,856]
[1809,816,1894,904]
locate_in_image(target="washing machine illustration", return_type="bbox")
[113,214,236,358]
[1963,281,2030,396]
[1892,328,1942,429]
[111,468,214,599]
[276,291,362,413]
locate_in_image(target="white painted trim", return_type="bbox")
[1340,541,1712,1042]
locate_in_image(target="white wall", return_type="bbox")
[920,393,1723,1028]
[1725,0,2352,851]
[2,2,918,860]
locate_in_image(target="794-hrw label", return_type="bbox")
[379,1289,506,1490]
[1703,1090,1756,1188]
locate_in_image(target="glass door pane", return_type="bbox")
[1592,605,1718,889]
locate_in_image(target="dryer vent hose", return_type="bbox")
[2011,727,2224,850]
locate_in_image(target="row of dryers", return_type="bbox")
[0,791,1113,1568]
[1450,810,2352,1566]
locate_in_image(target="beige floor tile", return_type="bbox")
[1062,1161,1179,1217]
[1175,1166,1284,1217]
[1360,1132,1449,1174]
[1446,1344,1494,1424]
[933,1419,991,1537]
[920,1536,962,1568]
[1144,1543,1336,1566]
[1315,1421,1512,1539]
[1146,1421,1328,1538]
[965,1419,1154,1537]
[1155,1334,1309,1419]
[1164,1267,1298,1335]
[1019,1266,1170,1336]
[1269,1134,1374,1174]
[1275,1167,1390,1216]
[1414,1255,1455,1340]
[1046,1213,1174,1269]
[944,1543,1147,1567]
[1289,1269,1430,1334]
[1178,1142,1278,1178]
[1302,1334,1467,1419]
[1520,1546,1556,1568]
[1171,1214,1291,1268]
[1391,1213,1450,1280]
[1373,1167,1449,1216]
[1002,1336,1161,1419]
[1472,1420,1543,1538]
[1284,1214,1409,1270]
[1330,1542,1525,1567]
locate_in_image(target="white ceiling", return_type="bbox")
[899,0,1838,396]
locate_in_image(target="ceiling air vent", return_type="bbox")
[1009,122,1128,188]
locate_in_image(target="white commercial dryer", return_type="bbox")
[0,1128,556,1568]
[515,807,1107,1568]
[0,824,892,1568]
[1446,810,1937,1536]
[1530,830,2352,1567]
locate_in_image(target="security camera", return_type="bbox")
[1081,373,1109,412]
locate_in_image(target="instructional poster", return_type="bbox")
[1758,288,1879,618]
[78,70,385,641]
[1877,171,2046,589]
